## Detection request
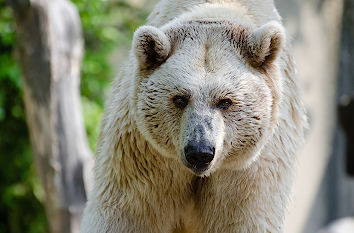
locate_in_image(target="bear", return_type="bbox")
[80,0,307,232]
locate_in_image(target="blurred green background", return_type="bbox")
[0,0,150,232]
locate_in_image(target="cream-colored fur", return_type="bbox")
[80,1,307,232]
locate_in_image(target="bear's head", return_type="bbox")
[133,20,284,176]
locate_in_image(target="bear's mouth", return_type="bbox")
[185,162,211,175]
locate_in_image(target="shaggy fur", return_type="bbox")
[80,1,307,232]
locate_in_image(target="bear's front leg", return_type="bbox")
[80,159,196,233]
[194,163,290,233]
[81,191,177,233]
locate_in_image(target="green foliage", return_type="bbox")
[0,0,150,232]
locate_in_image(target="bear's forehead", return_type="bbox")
[144,20,264,91]
[151,51,251,93]
[160,22,249,77]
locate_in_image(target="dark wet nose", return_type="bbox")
[184,142,215,170]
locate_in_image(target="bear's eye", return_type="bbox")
[172,95,189,109]
[217,98,233,110]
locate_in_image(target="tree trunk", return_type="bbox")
[9,0,94,232]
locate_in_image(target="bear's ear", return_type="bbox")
[133,25,171,71]
[244,21,285,70]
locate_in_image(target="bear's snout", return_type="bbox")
[183,142,215,173]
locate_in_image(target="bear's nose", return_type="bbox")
[184,143,215,171]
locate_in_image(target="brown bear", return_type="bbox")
[80,1,307,232]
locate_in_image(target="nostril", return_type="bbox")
[211,146,215,156]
